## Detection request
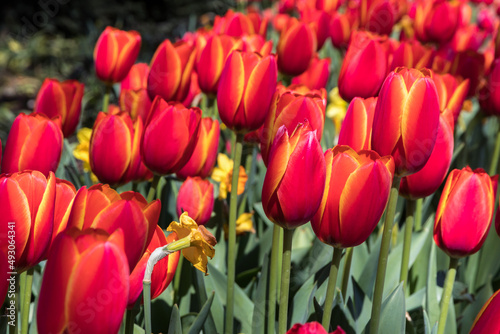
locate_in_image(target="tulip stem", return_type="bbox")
[125,308,138,334]
[268,225,282,334]
[322,247,343,330]
[341,247,354,301]
[369,176,401,334]
[225,133,244,334]
[21,268,33,334]
[489,128,500,175]
[400,199,415,292]
[147,175,161,202]
[278,228,294,334]
[414,198,423,232]
[143,281,152,334]
[102,84,111,113]
[437,258,459,334]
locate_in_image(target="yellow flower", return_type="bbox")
[211,153,248,199]
[166,212,217,275]
[223,212,256,238]
[326,87,348,136]
[73,127,98,183]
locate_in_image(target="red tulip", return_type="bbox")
[479,59,500,116]
[287,321,346,334]
[121,62,149,90]
[0,171,56,271]
[236,34,274,56]
[389,40,432,72]
[182,71,202,107]
[371,67,440,176]
[470,289,500,333]
[338,97,377,151]
[291,56,331,90]
[213,9,257,37]
[434,167,497,258]
[338,31,389,101]
[119,63,152,122]
[217,50,277,133]
[142,97,201,175]
[128,226,179,307]
[37,228,129,334]
[147,39,196,103]
[262,121,326,229]
[300,8,330,50]
[329,12,354,49]
[94,26,141,83]
[177,118,220,179]
[2,113,63,176]
[414,0,460,45]
[432,72,469,123]
[359,0,397,36]
[34,78,84,137]
[51,178,77,248]
[277,18,317,76]
[177,177,214,226]
[62,185,161,269]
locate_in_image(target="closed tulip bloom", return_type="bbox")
[50,178,77,248]
[120,63,152,122]
[434,167,497,258]
[338,97,377,151]
[432,72,469,123]
[2,113,63,176]
[62,184,161,269]
[181,71,202,107]
[329,13,353,49]
[277,18,317,76]
[470,289,500,334]
[128,226,179,307]
[121,63,149,90]
[371,67,440,176]
[414,0,460,45]
[262,121,326,229]
[315,0,341,14]
[291,56,331,90]
[177,177,214,226]
[177,118,220,179]
[34,78,84,137]
[480,59,500,116]
[338,31,389,101]
[236,35,274,56]
[37,228,129,334]
[148,39,196,103]
[213,10,256,37]
[389,40,432,72]
[142,97,201,175]
[300,8,330,50]
[94,26,141,84]
[0,171,56,272]
[359,0,397,36]
[217,50,277,133]
[312,146,394,248]
[288,322,345,334]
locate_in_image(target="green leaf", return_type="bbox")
[194,269,217,334]
[474,224,500,291]
[167,304,182,334]
[133,324,145,334]
[378,283,406,334]
[459,280,493,334]
[252,252,270,334]
[187,292,215,334]
[290,272,319,325]
[426,243,440,328]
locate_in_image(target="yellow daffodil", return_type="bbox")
[73,127,98,183]
[326,87,348,136]
[223,212,256,238]
[166,212,217,275]
[211,153,248,199]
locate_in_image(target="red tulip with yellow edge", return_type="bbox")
[217,50,277,133]
[1,113,63,177]
[213,9,257,37]
[94,26,141,84]
[62,184,161,269]
[312,146,394,248]
[37,228,129,334]
[470,289,500,333]
[389,40,433,72]
[0,170,56,272]
[142,97,201,175]
[300,8,330,50]
[262,121,326,229]
[359,0,397,36]
[413,0,460,45]
[371,67,441,176]
[177,118,220,179]
[433,72,469,123]
[434,167,497,258]
[291,56,331,90]
[34,78,84,137]
[177,177,214,226]
[338,97,377,151]
[119,63,152,122]
[329,12,354,49]
[50,178,77,248]
[128,226,179,307]
[236,35,274,56]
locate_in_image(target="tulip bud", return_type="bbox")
[262,121,326,229]
[470,289,500,333]
[2,113,63,177]
[94,26,141,83]
[217,50,277,133]
[414,0,460,45]
[291,56,331,90]
[479,59,500,116]
[287,321,345,334]
[177,177,214,226]
[312,146,394,248]
[315,0,341,14]
[434,167,498,258]
[338,97,377,151]
[34,78,84,137]
[142,97,201,175]
[119,63,152,122]
[371,67,440,176]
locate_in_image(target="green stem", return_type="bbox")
[278,228,293,334]
[437,258,459,334]
[268,225,282,334]
[369,176,401,334]
[21,268,33,334]
[172,256,184,305]
[146,175,161,202]
[340,247,354,300]
[400,199,415,291]
[10,275,19,334]
[414,198,423,232]
[102,84,111,113]
[489,129,500,175]
[125,308,138,334]
[321,248,343,330]
[143,281,152,334]
[225,133,244,334]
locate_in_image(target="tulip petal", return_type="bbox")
[217,51,244,127]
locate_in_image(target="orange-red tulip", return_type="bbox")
[51,178,77,248]
[177,177,214,226]
[217,50,277,133]
[37,228,129,334]
[338,97,377,151]
[34,78,84,137]
[177,118,220,179]
[434,167,497,258]
[312,146,394,248]
[470,289,500,334]
[315,0,341,14]
[142,97,201,175]
[433,72,469,123]
[414,0,460,45]
[479,59,500,116]
[291,56,331,90]
[1,113,63,176]
[236,34,274,56]
[94,26,141,83]
[119,63,152,122]
[147,39,196,103]
[182,71,202,107]
[389,40,432,72]
[300,8,330,50]
[262,121,326,229]
[128,226,179,307]
[338,31,389,101]
[371,67,440,176]
[0,171,56,272]
[359,0,397,36]
[213,9,258,37]
[329,12,354,49]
